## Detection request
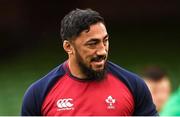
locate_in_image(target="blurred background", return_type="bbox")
[0,0,180,115]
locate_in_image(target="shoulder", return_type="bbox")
[107,61,145,90]
[107,61,158,115]
[21,62,66,115]
[27,63,65,95]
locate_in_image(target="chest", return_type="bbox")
[41,74,134,116]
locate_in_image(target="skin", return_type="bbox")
[144,77,171,112]
[63,22,109,79]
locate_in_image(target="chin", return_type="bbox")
[93,66,105,72]
[98,66,105,70]
[91,62,107,71]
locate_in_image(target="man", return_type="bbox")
[21,8,158,116]
[142,66,171,112]
[160,86,180,116]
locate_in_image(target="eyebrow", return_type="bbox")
[104,34,109,39]
[86,34,109,42]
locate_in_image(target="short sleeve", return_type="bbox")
[133,79,159,116]
[21,84,41,116]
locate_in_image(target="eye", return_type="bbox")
[86,40,99,46]
[104,38,109,44]
[87,41,98,45]
[104,38,108,42]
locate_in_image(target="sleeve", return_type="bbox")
[133,78,159,116]
[106,61,159,116]
[21,84,42,116]
[21,64,64,116]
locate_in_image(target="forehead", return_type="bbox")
[75,22,108,43]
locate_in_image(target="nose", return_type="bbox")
[96,43,107,56]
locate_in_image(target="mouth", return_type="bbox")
[91,55,106,62]
[91,59,105,65]
[91,56,106,68]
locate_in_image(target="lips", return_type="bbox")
[91,59,106,70]
[92,60,105,65]
[91,55,106,62]
[90,55,106,69]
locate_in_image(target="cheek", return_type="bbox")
[84,53,93,63]
[75,49,91,63]
[80,49,95,61]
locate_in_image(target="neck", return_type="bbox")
[68,59,87,79]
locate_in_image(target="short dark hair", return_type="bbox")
[60,8,105,41]
[142,66,167,81]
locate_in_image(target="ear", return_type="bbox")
[63,40,73,54]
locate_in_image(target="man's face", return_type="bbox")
[71,22,109,80]
[145,78,171,111]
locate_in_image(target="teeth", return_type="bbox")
[96,60,102,62]
[96,59,103,62]
[93,60,101,62]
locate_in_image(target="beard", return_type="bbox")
[75,50,107,81]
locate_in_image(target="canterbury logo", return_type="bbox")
[56,98,74,110]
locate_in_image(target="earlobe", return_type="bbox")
[63,40,73,54]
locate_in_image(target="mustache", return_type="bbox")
[91,55,106,62]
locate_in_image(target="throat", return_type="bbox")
[67,60,87,79]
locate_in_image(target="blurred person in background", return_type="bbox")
[160,86,180,116]
[21,8,158,116]
[142,66,171,112]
